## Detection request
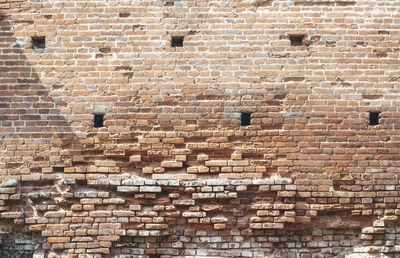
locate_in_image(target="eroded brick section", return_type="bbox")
[0,0,400,257]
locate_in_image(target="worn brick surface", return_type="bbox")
[0,0,400,257]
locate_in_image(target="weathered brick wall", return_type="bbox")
[0,0,400,256]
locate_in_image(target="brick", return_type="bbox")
[175,155,187,162]
[197,154,209,161]
[251,203,273,210]
[139,186,162,193]
[129,155,141,162]
[192,193,215,199]
[205,160,227,167]
[182,212,206,218]
[173,199,195,206]
[152,174,197,180]
[48,237,70,243]
[0,187,16,194]
[138,138,159,144]
[142,167,154,174]
[89,211,112,217]
[117,186,139,192]
[95,160,116,167]
[44,211,66,218]
[161,161,183,168]
[162,138,185,144]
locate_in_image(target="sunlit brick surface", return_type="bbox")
[0,0,400,256]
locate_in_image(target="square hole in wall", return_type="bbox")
[94,114,104,128]
[369,111,380,126]
[31,36,46,51]
[290,35,304,46]
[241,112,252,126]
[149,255,161,258]
[171,36,184,47]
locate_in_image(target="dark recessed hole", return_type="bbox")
[241,112,252,126]
[99,47,111,53]
[31,36,45,50]
[53,167,64,172]
[149,255,161,258]
[119,13,130,18]
[94,114,104,128]
[369,111,380,126]
[290,35,304,46]
[171,36,184,47]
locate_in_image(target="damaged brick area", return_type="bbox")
[0,177,396,256]
[0,223,46,257]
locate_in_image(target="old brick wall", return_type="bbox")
[0,0,400,257]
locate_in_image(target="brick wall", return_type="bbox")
[0,0,400,256]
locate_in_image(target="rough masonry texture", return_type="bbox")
[0,0,399,257]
